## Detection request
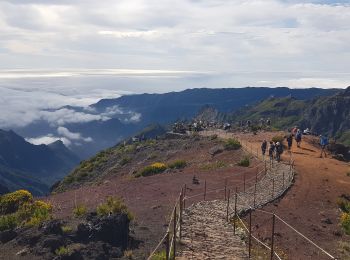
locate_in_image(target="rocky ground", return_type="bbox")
[0,213,130,260]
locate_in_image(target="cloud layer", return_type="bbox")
[0,0,349,130]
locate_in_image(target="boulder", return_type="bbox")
[0,229,17,243]
[40,220,64,235]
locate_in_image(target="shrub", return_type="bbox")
[341,213,350,235]
[238,157,250,167]
[55,246,70,256]
[137,162,167,177]
[168,160,187,169]
[73,204,87,218]
[20,200,52,227]
[0,190,33,214]
[209,134,218,140]
[61,225,73,234]
[97,197,134,220]
[200,161,227,171]
[224,138,241,150]
[272,135,284,144]
[337,198,350,213]
[0,214,18,231]
[0,190,52,230]
[120,156,131,166]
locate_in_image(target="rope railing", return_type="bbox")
[147,132,335,260]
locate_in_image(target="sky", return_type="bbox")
[0,0,349,133]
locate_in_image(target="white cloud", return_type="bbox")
[26,135,71,146]
[57,126,93,142]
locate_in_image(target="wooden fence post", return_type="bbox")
[166,232,170,260]
[234,189,238,235]
[226,189,231,221]
[173,207,177,260]
[204,180,207,201]
[265,161,267,175]
[243,173,246,193]
[184,184,187,209]
[180,190,183,239]
[249,210,252,259]
[253,183,257,207]
[270,214,275,260]
[272,179,275,199]
[282,171,285,188]
[224,179,227,201]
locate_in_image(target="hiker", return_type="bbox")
[261,140,267,157]
[286,134,293,150]
[295,129,302,148]
[319,135,329,158]
[275,142,283,162]
[269,141,275,161]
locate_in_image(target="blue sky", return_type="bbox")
[0,0,349,129]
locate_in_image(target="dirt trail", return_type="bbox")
[178,132,293,260]
[211,130,350,259]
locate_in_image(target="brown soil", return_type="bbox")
[44,136,261,259]
[216,130,350,260]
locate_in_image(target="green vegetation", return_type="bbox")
[209,134,218,140]
[272,135,284,144]
[224,138,241,150]
[55,246,70,256]
[120,156,132,166]
[0,190,52,231]
[73,204,87,218]
[337,198,350,235]
[237,157,250,167]
[151,250,174,260]
[337,198,350,214]
[96,196,134,221]
[200,160,227,171]
[136,162,167,177]
[61,225,73,234]
[168,160,187,169]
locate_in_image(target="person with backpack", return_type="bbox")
[261,140,267,158]
[295,129,302,148]
[275,142,283,162]
[286,134,293,150]
[319,135,329,158]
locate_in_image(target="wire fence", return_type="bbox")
[147,132,337,260]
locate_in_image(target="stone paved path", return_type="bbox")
[178,139,293,259]
[178,201,248,260]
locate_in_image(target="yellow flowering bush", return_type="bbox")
[136,162,167,177]
[0,190,52,231]
[0,189,33,214]
[97,197,134,220]
[341,212,350,235]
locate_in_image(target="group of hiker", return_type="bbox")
[260,127,330,162]
[261,139,284,162]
